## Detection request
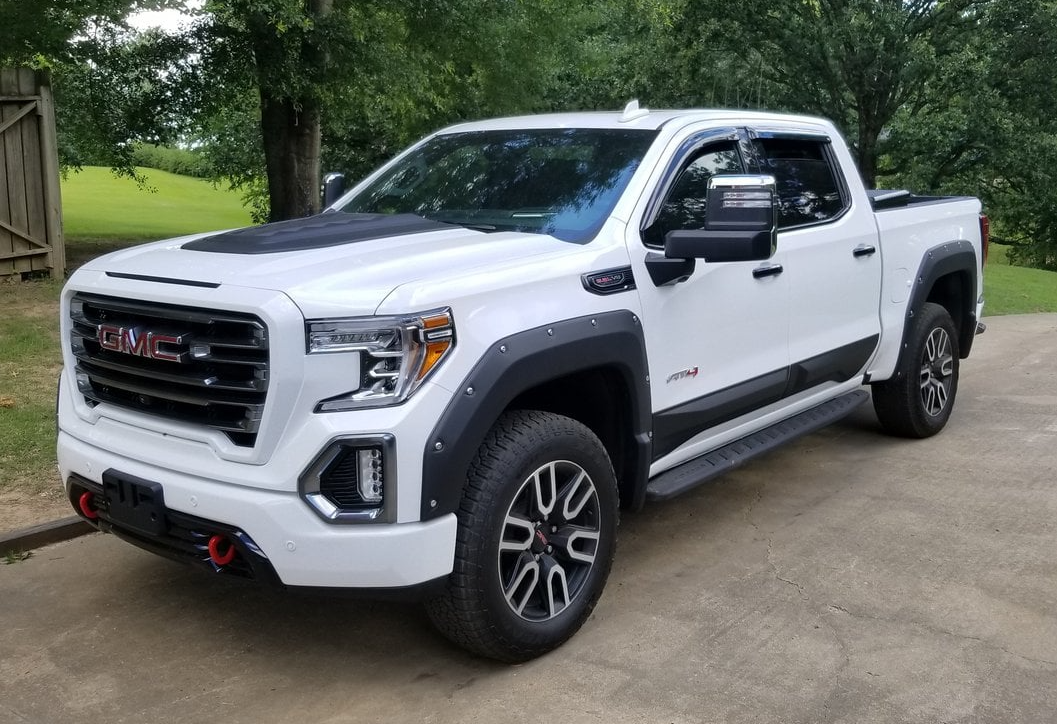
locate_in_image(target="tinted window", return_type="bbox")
[755,139,844,228]
[644,143,742,245]
[339,129,658,243]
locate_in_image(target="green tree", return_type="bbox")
[1,0,197,177]
[0,0,168,65]
[660,0,986,187]
[197,0,588,221]
[879,0,1057,269]
[53,29,201,173]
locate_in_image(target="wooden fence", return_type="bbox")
[0,68,64,279]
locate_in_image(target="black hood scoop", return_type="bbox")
[182,213,453,255]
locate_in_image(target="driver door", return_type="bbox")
[629,128,791,466]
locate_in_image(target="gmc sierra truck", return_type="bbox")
[57,105,987,662]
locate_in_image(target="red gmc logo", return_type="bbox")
[97,324,184,363]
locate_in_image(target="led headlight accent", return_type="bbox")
[308,308,454,411]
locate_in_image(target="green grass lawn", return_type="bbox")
[0,279,63,501]
[62,166,252,240]
[982,244,1057,316]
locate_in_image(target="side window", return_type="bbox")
[755,138,845,228]
[644,142,742,245]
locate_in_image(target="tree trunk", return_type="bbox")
[856,116,880,190]
[252,0,332,222]
[260,92,321,221]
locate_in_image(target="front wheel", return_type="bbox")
[872,302,960,438]
[425,410,618,662]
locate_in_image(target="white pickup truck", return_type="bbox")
[57,105,987,661]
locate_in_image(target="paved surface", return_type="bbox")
[2,314,1056,724]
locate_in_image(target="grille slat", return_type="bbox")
[71,350,267,392]
[70,293,270,446]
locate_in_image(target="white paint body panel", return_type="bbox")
[56,108,983,589]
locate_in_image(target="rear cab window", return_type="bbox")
[753,137,848,229]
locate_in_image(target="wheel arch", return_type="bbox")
[894,240,979,378]
[420,311,652,521]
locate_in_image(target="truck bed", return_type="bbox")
[868,189,976,212]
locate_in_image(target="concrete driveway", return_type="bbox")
[2,314,1055,724]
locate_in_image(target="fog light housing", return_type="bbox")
[299,435,396,523]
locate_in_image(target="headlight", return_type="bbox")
[307,308,454,411]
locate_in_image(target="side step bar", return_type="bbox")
[645,390,870,502]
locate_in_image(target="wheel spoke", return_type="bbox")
[556,527,599,565]
[539,556,571,618]
[500,513,535,553]
[560,469,593,520]
[934,380,948,410]
[504,554,540,615]
[532,464,558,518]
[937,331,950,360]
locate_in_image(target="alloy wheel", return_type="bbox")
[497,460,601,622]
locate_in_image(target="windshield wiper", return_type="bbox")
[431,217,499,232]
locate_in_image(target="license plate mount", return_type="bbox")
[101,470,167,537]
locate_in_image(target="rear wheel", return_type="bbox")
[872,302,960,438]
[425,410,618,662]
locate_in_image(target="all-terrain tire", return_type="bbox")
[425,410,618,662]
[872,302,960,438]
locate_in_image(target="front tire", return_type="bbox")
[872,302,960,438]
[425,410,618,662]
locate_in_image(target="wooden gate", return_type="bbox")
[0,68,64,279]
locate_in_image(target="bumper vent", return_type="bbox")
[69,293,270,446]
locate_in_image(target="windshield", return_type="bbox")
[337,128,658,243]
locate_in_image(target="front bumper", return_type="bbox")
[58,430,457,589]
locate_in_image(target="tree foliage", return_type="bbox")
[881,0,1057,269]
[0,0,166,65]
[7,0,1057,268]
[53,29,200,173]
[550,0,1057,270]
[191,0,587,220]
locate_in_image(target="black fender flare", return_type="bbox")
[419,310,652,521]
[895,239,979,377]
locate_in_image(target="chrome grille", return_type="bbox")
[69,293,269,446]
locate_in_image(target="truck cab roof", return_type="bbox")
[438,107,837,134]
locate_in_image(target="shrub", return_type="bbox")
[131,143,214,178]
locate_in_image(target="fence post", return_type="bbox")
[37,70,65,279]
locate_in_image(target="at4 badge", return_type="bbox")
[666,367,699,384]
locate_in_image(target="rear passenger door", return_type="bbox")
[751,131,882,390]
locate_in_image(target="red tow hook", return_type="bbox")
[78,491,99,520]
[207,535,237,566]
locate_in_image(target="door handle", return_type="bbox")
[752,263,784,279]
[853,244,877,258]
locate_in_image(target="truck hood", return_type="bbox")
[78,215,582,317]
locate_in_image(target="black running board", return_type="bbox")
[645,390,869,502]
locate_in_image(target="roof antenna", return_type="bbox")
[619,99,649,122]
